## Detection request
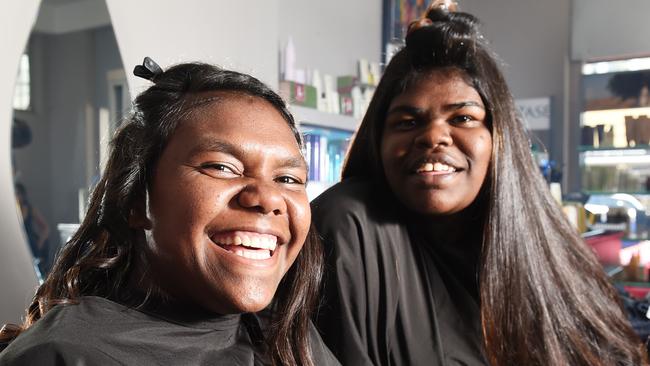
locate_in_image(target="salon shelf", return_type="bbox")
[291,105,359,132]
[584,191,650,195]
[579,148,650,166]
[579,145,650,152]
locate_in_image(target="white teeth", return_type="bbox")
[251,236,260,247]
[432,162,446,171]
[241,236,251,246]
[417,161,456,173]
[213,232,278,252]
[236,249,272,260]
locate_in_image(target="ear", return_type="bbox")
[128,196,152,230]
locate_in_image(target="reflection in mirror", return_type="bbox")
[11,0,129,280]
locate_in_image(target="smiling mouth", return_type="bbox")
[210,231,278,260]
[415,161,459,174]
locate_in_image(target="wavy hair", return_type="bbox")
[0,62,322,366]
[343,8,646,366]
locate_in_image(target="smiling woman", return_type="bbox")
[312,2,647,366]
[0,60,339,366]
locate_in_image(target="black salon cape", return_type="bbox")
[312,178,487,366]
[0,296,340,365]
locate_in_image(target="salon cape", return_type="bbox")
[312,177,487,366]
[0,296,340,365]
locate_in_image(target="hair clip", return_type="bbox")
[429,0,459,12]
[133,57,163,82]
[408,0,460,36]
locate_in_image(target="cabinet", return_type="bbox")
[580,107,650,194]
[579,107,650,240]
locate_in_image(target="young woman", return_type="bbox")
[0,59,339,366]
[312,3,647,366]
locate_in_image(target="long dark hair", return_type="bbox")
[0,62,322,366]
[344,8,646,366]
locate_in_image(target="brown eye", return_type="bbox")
[392,119,418,130]
[450,115,473,124]
[200,163,239,177]
[275,175,304,185]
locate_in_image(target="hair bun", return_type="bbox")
[405,6,481,69]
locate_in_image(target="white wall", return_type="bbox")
[1,0,577,325]
[572,0,650,61]
[278,0,382,78]
[0,1,41,324]
[106,0,280,96]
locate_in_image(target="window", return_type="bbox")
[13,54,31,110]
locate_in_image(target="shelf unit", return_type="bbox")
[579,105,650,194]
[291,105,359,132]
[579,145,650,193]
[290,106,359,200]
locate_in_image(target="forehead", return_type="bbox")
[392,68,482,105]
[170,92,302,157]
[186,92,293,136]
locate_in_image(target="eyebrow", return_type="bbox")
[190,139,307,170]
[444,101,485,111]
[190,140,238,157]
[386,101,485,117]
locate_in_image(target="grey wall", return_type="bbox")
[278,0,382,78]
[14,35,52,237]
[45,30,95,231]
[462,0,571,176]
[94,26,123,112]
[13,27,124,273]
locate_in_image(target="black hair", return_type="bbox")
[343,8,646,366]
[1,62,322,366]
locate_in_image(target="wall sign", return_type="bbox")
[516,97,551,130]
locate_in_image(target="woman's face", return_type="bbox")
[140,92,310,314]
[381,68,492,216]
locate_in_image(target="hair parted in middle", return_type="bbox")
[343,6,646,366]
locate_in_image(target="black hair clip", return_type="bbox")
[133,57,163,82]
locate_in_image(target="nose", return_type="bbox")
[414,119,453,149]
[237,180,286,216]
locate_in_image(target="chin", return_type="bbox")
[224,287,276,314]
[233,296,273,313]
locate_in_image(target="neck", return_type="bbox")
[414,201,486,248]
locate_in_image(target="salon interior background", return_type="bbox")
[1,0,649,324]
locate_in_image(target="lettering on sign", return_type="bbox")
[516,97,551,130]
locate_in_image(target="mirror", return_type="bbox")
[11,0,129,280]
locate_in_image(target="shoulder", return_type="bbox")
[0,339,123,365]
[0,297,131,365]
[312,178,376,210]
[311,177,410,265]
[307,321,341,366]
[311,177,393,227]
